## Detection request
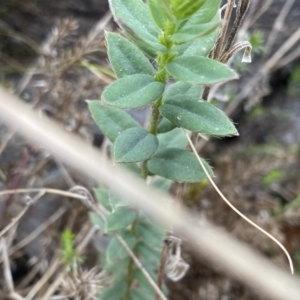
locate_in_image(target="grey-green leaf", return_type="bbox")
[163,82,202,102]
[157,128,187,152]
[157,117,176,134]
[103,74,165,109]
[171,22,219,44]
[101,277,127,300]
[180,0,221,26]
[136,220,164,250]
[131,287,155,300]
[105,257,130,276]
[170,0,206,21]
[147,148,213,182]
[166,56,238,85]
[151,177,172,193]
[136,242,161,265]
[106,33,155,78]
[106,231,136,263]
[113,127,159,163]
[175,28,218,57]
[134,268,156,294]
[148,0,166,29]
[106,206,137,232]
[175,14,219,57]
[109,192,129,211]
[126,33,159,58]
[108,0,166,53]
[88,101,139,142]
[94,188,111,212]
[160,98,238,136]
[90,212,105,233]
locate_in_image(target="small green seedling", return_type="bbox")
[61,229,84,272]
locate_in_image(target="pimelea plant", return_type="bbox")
[86,0,278,299]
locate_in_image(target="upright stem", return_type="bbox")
[140,36,176,297]
[141,45,174,177]
[149,97,163,135]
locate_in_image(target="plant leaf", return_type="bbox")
[90,212,105,233]
[175,28,218,57]
[147,148,213,182]
[166,56,238,85]
[108,0,166,52]
[106,206,137,232]
[180,0,221,26]
[163,81,202,101]
[101,277,128,300]
[171,21,219,44]
[131,287,155,300]
[169,0,206,20]
[136,242,161,265]
[151,177,172,192]
[94,188,111,212]
[175,13,219,57]
[113,127,159,163]
[126,33,158,58]
[157,128,187,151]
[180,0,221,29]
[148,0,166,29]
[106,230,136,263]
[157,117,176,133]
[160,98,238,136]
[106,33,155,78]
[103,74,165,109]
[133,268,157,296]
[104,255,130,280]
[88,101,139,142]
[109,192,129,211]
[136,220,164,250]
[105,257,130,277]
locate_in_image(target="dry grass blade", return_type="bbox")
[263,0,295,57]
[275,45,300,70]
[248,0,274,27]
[263,26,300,73]
[0,188,89,201]
[0,191,45,238]
[1,87,300,299]
[9,207,66,257]
[25,253,62,300]
[183,129,294,275]
[1,238,26,300]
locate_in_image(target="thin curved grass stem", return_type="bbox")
[183,129,294,275]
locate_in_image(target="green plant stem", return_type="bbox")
[124,260,135,300]
[149,97,163,135]
[141,49,173,178]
